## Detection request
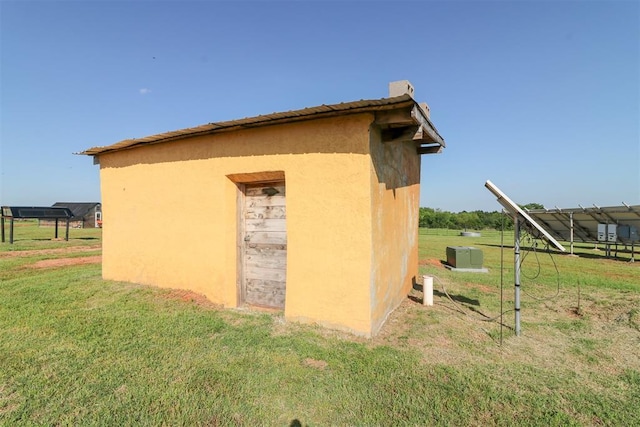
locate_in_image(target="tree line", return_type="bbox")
[419,204,543,230]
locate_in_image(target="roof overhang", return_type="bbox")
[79,94,445,157]
[375,101,445,155]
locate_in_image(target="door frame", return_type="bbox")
[235,178,287,308]
[236,182,247,306]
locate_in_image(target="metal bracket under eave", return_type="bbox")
[380,123,443,143]
[93,156,100,165]
[380,125,420,144]
[417,144,443,155]
[380,125,445,154]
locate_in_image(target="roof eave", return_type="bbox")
[79,94,445,157]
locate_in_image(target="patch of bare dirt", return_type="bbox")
[0,245,101,258]
[28,256,102,269]
[467,282,493,293]
[160,289,222,309]
[303,358,328,370]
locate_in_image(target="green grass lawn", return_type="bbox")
[0,224,638,425]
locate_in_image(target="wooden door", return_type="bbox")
[241,182,286,308]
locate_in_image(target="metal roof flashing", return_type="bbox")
[78,93,444,157]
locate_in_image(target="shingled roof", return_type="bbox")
[52,202,100,218]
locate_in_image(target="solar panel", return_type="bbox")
[1,206,74,244]
[1,206,74,219]
[484,180,566,252]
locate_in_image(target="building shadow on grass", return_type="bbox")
[409,283,514,332]
[411,282,480,306]
[434,289,480,306]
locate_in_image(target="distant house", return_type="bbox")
[40,202,102,228]
[80,81,445,337]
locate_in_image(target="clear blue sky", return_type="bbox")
[1,1,638,212]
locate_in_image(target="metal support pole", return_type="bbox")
[55,218,59,239]
[1,216,4,243]
[65,219,70,241]
[10,218,14,244]
[514,216,521,336]
[569,212,574,255]
[500,209,505,345]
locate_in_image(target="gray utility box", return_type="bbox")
[446,246,483,269]
[618,225,639,242]
[598,223,618,242]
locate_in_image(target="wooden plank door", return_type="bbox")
[241,181,286,308]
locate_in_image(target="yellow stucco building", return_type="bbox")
[81,81,445,337]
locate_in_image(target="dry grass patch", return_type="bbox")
[0,245,101,258]
[28,255,102,269]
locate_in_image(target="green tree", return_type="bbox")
[521,202,544,210]
[456,211,481,231]
[419,208,514,231]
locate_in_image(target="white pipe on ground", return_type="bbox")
[422,275,433,306]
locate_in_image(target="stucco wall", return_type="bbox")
[99,114,377,335]
[368,126,421,335]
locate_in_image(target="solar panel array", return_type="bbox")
[525,205,640,244]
